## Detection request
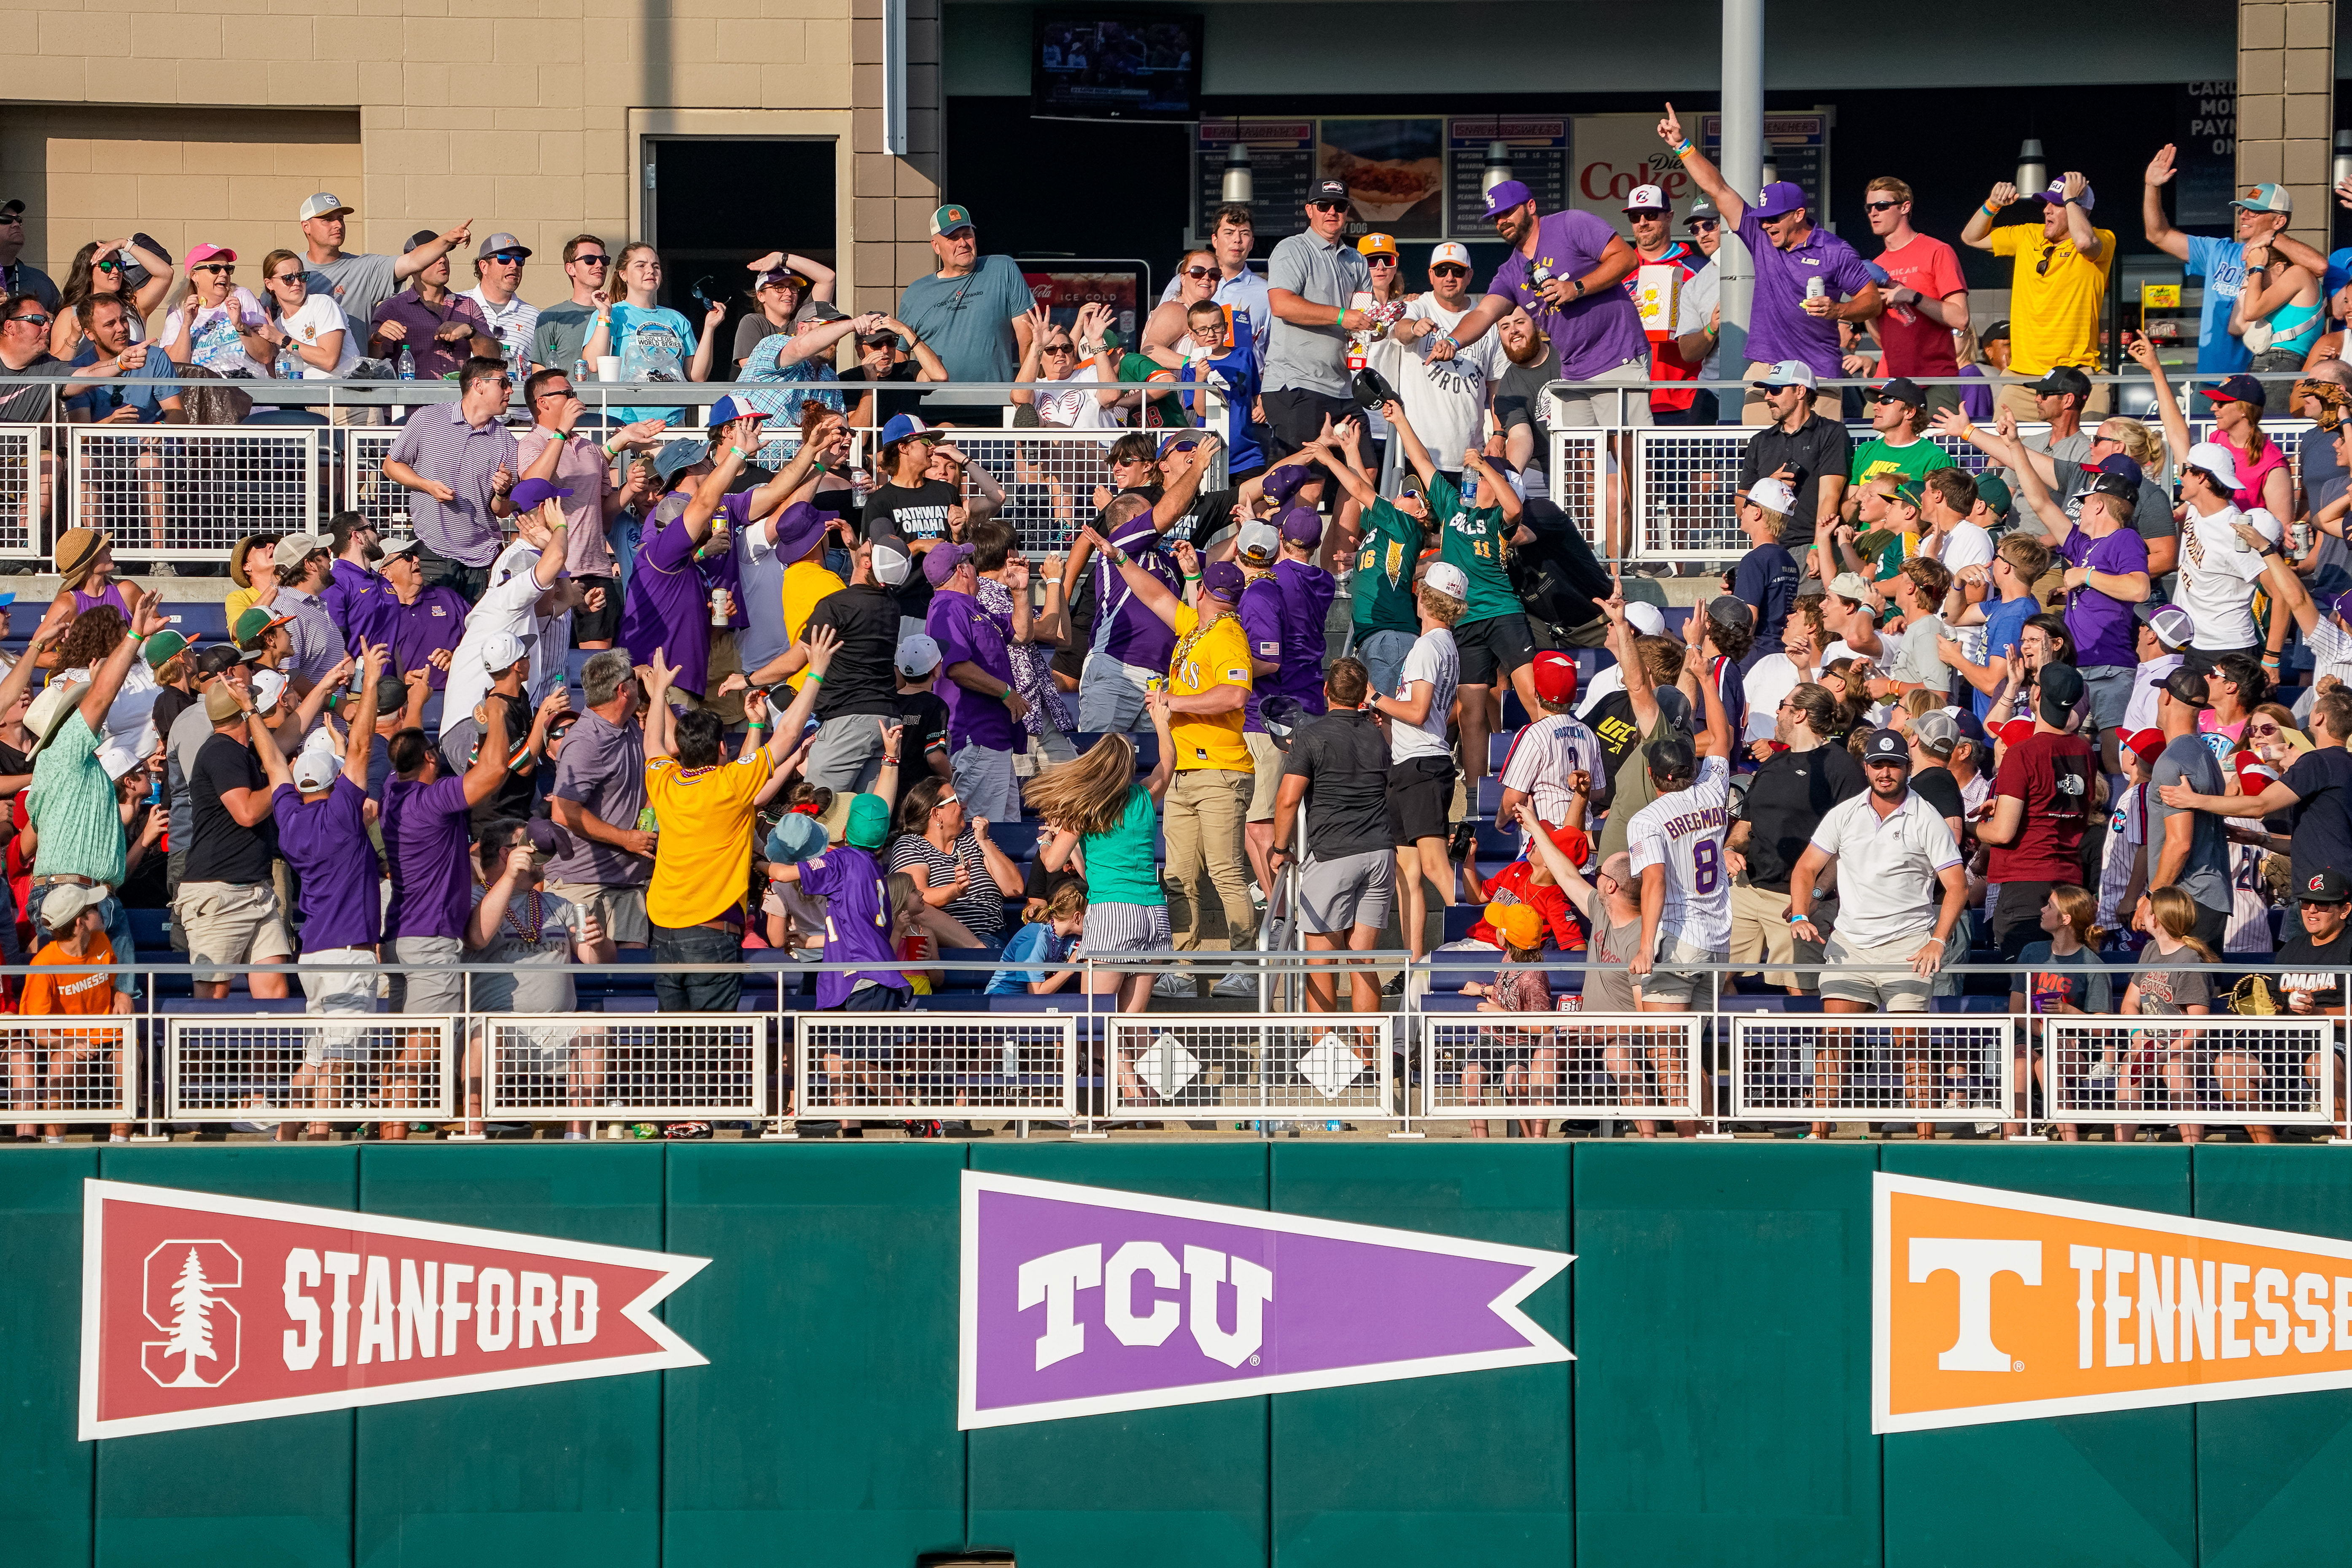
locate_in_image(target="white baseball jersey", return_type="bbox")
[2094,781,2147,933]
[2225,842,2274,956]
[1500,711,1609,852]
[1627,753,1732,952]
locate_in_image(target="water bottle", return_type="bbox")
[396,345,416,381]
[145,771,163,806]
[276,338,301,380]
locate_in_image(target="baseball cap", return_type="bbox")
[871,535,914,588]
[1744,476,1796,515]
[1623,601,1666,637]
[233,606,294,649]
[474,232,531,260]
[2157,665,2212,708]
[1911,709,1960,758]
[1994,717,2035,748]
[1157,433,1201,460]
[251,667,288,715]
[894,634,942,678]
[1861,728,1912,768]
[1623,183,1669,213]
[1423,561,1470,601]
[1973,474,2012,519]
[2199,373,2268,410]
[2231,183,2293,215]
[1279,506,1324,548]
[2183,440,2244,491]
[2034,178,2094,210]
[481,629,534,674]
[1751,359,1818,391]
[1706,593,1748,628]
[185,242,237,269]
[1264,465,1319,506]
[508,477,573,514]
[764,812,828,866]
[2087,469,2140,506]
[2035,661,2085,721]
[141,629,193,669]
[1430,242,1472,270]
[2029,366,2093,400]
[878,412,931,449]
[1483,901,1544,951]
[1750,180,1808,219]
[195,644,248,678]
[292,745,340,793]
[1827,571,1876,607]
[1980,319,2011,344]
[708,393,772,428]
[1654,685,1694,732]
[96,741,141,782]
[1531,651,1578,706]
[40,883,105,931]
[1685,197,1718,229]
[846,792,892,849]
[380,535,425,563]
[202,683,245,723]
[2126,729,2166,764]
[1308,179,1349,206]
[298,192,353,222]
[652,438,710,484]
[1873,376,1926,407]
[2135,602,2196,650]
[2331,587,2352,627]
[400,229,441,255]
[1200,560,1247,600]
[1647,732,1699,781]
[1236,520,1281,567]
[1483,179,1535,219]
[929,204,974,237]
[923,542,976,587]
[2301,869,2352,905]
[1357,233,1397,258]
[272,533,329,571]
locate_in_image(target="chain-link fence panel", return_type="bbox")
[166,1016,454,1125]
[2039,1014,2339,1129]
[1421,1010,1701,1121]
[794,1012,1077,1121]
[72,427,318,559]
[1106,1013,1397,1121]
[1730,1014,2016,1122]
[483,1014,767,1121]
[0,1018,135,1123]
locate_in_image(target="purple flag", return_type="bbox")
[958,1172,1572,1428]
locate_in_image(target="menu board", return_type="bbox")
[1701,111,1833,223]
[1447,118,1569,235]
[1315,117,1448,241]
[1195,121,1318,241]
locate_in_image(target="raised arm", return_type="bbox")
[1078,524,1184,630]
[1384,399,1439,487]
[2141,146,2193,261]
[392,221,471,282]
[342,640,387,790]
[1655,103,1746,226]
[1008,304,1049,408]
[1510,798,1597,909]
[79,586,166,735]
[2122,333,2191,469]
[457,698,512,807]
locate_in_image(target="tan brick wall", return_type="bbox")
[2238,0,2335,253]
[0,0,884,312]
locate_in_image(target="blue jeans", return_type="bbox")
[652,922,743,1014]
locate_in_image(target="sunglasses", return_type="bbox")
[2036,243,2058,277]
[94,259,121,274]
[485,250,526,265]
[1432,264,1469,278]
[1864,199,1901,212]
[2249,721,2283,735]
[6,312,48,328]
[535,385,576,401]
[268,271,303,286]
[1689,218,1720,231]
[1365,255,1397,266]
[572,254,610,266]
[1181,266,1215,280]
[194,264,234,275]
[1041,343,1077,355]
[1308,201,1347,214]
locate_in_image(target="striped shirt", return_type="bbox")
[1499,711,1609,853]
[385,402,519,567]
[2094,783,2146,933]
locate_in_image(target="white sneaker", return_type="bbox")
[1153,973,1196,998]
[1213,971,1258,998]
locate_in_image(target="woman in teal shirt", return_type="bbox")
[1025,697,1175,1018]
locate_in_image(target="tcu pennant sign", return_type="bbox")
[1877,1174,2352,1433]
[80,1180,709,1439]
[958,1172,1571,1428]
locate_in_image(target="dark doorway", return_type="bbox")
[645,137,836,349]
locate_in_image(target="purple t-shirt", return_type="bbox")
[1239,576,1283,733]
[2059,526,2150,669]
[619,490,727,697]
[1274,558,1334,714]
[1088,535,1180,672]
[271,777,381,952]
[799,845,907,1009]
[382,771,474,941]
[1733,212,1875,375]
[1486,210,1651,379]
[926,587,1023,753]
[386,585,469,690]
[322,557,395,654]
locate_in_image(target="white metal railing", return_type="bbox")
[165,1014,457,1126]
[1106,1012,1397,1123]
[793,1011,1079,1123]
[70,425,321,559]
[0,423,39,559]
[481,1012,767,1122]
[342,428,404,533]
[1420,1010,1702,1122]
[2039,1014,2337,1130]
[1728,1013,2019,1124]
[1,1017,135,1124]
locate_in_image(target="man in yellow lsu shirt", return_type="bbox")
[1960,172,2115,420]
[1089,528,1259,992]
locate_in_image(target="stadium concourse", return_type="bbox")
[2,120,2351,1149]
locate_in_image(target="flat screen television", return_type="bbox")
[1032,14,1202,122]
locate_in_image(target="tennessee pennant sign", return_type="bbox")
[1877,1173,2352,1433]
[959,1171,1572,1428]
[80,1180,709,1440]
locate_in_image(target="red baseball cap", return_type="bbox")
[1995,718,2035,749]
[1531,651,1578,707]
[1540,820,1590,866]
[2124,728,2164,763]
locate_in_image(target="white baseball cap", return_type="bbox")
[251,667,288,715]
[1624,602,1667,636]
[1423,561,1469,601]
[2184,441,2243,492]
[2244,504,2286,544]
[481,629,534,674]
[1236,520,1281,567]
[298,191,354,222]
[2145,604,2196,651]
[292,744,340,793]
[1623,184,1669,213]
[1744,476,1797,516]
[1430,241,1473,269]
[1752,360,1818,392]
[894,633,942,678]
[872,535,914,588]
[97,741,141,781]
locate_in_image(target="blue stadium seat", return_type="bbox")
[1501,691,1530,729]
[987,819,1038,863]
[160,603,229,642]
[1475,776,1504,815]
[597,994,771,1014]
[1714,994,1825,1013]
[159,997,308,1015]
[1442,906,1485,941]
[1930,995,2011,1013]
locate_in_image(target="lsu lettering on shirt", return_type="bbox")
[1626,753,1732,952]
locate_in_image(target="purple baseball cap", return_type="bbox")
[2334,587,2352,626]
[509,477,572,513]
[1483,179,1535,220]
[2098,453,2140,479]
[1200,560,1246,600]
[1264,465,1320,506]
[1157,432,1201,459]
[1750,181,1808,220]
[771,502,828,563]
[1279,506,1324,548]
[923,541,975,587]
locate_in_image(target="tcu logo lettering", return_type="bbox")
[143,1240,242,1390]
[1018,1241,1272,1371]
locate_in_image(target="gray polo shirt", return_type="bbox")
[1265,230,1369,398]
[274,586,350,689]
[304,252,401,336]
[385,402,519,567]
[544,709,651,888]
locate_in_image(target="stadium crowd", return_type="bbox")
[5,105,2352,1144]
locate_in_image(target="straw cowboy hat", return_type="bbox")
[54,527,110,590]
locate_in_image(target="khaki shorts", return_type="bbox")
[174,881,292,984]
[544,880,651,946]
[1246,730,1282,822]
[1818,932,1935,1012]
[1639,935,1728,1009]
[388,934,465,1013]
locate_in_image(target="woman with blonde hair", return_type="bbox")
[2116,886,2225,1144]
[1027,701,1176,1020]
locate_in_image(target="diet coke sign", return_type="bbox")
[80,1180,709,1440]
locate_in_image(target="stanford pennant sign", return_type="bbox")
[80,1180,709,1439]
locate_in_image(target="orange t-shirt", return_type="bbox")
[21,934,117,1016]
